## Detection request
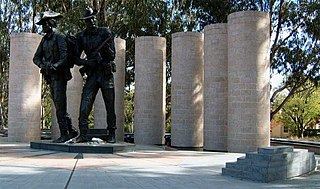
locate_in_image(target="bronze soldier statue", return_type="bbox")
[75,7,117,143]
[33,11,78,143]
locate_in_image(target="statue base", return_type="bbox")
[30,140,135,154]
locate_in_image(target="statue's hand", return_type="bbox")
[50,63,59,71]
[78,59,96,67]
[77,59,87,66]
[40,64,46,69]
[111,61,116,72]
[44,61,51,68]
[96,53,102,64]
[74,60,82,66]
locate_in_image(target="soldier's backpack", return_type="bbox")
[65,34,77,68]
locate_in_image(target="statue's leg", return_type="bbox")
[65,113,78,139]
[76,76,99,143]
[101,85,116,143]
[51,80,69,143]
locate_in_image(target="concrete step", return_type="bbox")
[222,168,250,180]
[222,146,317,182]
[257,146,294,154]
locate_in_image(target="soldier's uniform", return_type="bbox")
[33,11,78,143]
[75,7,116,143]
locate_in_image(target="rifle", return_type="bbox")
[84,34,113,61]
[82,26,122,65]
[79,33,116,77]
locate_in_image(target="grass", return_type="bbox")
[288,136,320,142]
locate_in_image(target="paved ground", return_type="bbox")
[0,141,319,189]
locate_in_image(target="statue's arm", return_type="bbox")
[100,28,115,62]
[74,33,86,66]
[33,39,45,68]
[53,33,68,68]
[75,33,97,68]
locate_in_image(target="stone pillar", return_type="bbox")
[8,33,42,142]
[227,11,270,153]
[67,66,83,130]
[51,65,83,140]
[171,32,204,148]
[114,38,126,142]
[134,36,166,145]
[203,24,228,151]
[94,38,126,142]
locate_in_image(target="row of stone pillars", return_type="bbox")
[8,11,270,153]
[134,11,271,153]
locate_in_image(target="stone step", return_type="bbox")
[226,161,252,172]
[222,146,317,182]
[257,146,293,154]
[246,152,287,162]
[222,168,250,180]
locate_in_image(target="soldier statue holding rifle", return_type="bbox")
[75,7,117,143]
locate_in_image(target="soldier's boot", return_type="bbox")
[107,128,116,143]
[66,117,78,139]
[52,129,69,143]
[75,130,88,143]
[68,128,78,139]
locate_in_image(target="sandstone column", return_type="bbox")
[171,32,204,148]
[8,33,42,142]
[204,24,228,151]
[94,38,126,142]
[51,66,83,140]
[227,11,270,153]
[134,36,166,145]
[66,67,83,131]
[114,38,126,142]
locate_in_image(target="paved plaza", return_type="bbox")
[0,141,319,189]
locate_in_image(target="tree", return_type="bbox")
[275,86,320,137]
[0,103,3,130]
[270,0,320,120]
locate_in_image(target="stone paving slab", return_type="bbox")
[0,142,319,189]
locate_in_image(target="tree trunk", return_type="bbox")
[31,0,36,33]
[98,0,105,26]
[18,0,23,32]
[297,124,304,138]
[0,103,3,130]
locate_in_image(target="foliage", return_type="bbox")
[0,1,10,128]
[166,82,171,132]
[275,85,320,137]
[41,80,52,129]
[269,0,320,119]
[124,90,134,133]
